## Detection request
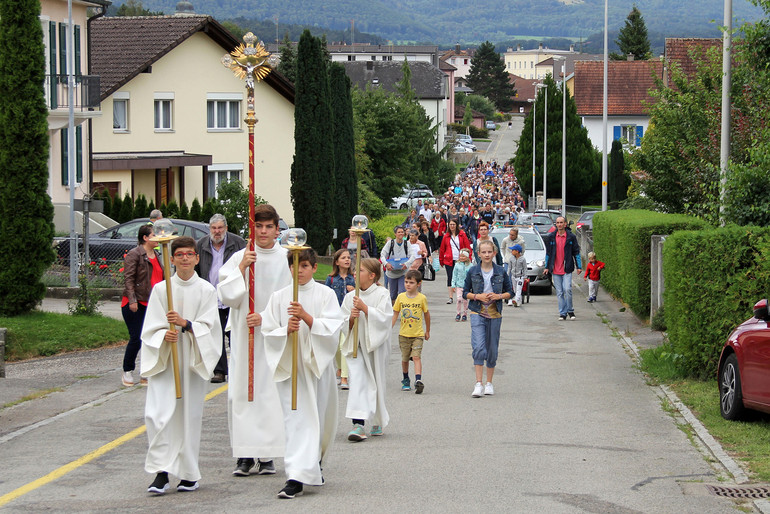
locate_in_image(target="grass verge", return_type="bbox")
[0,311,128,361]
[2,387,63,409]
[313,262,332,281]
[641,345,770,482]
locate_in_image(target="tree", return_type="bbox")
[0,0,55,315]
[165,199,179,219]
[133,194,148,219]
[201,199,215,224]
[455,92,495,119]
[291,30,336,251]
[329,62,358,244]
[213,179,266,237]
[110,194,123,221]
[179,199,189,219]
[116,0,163,16]
[512,75,600,204]
[462,98,473,129]
[611,5,651,60]
[465,41,516,112]
[189,198,202,222]
[608,140,629,206]
[119,193,134,223]
[277,32,296,84]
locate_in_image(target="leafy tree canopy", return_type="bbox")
[114,0,163,16]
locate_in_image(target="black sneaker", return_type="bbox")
[558,315,567,321]
[233,458,255,476]
[177,480,199,492]
[147,472,169,494]
[257,460,276,475]
[414,380,424,394]
[277,479,304,499]
[568,312,576,320]
[210,373,225,383]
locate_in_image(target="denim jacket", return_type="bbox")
[462,263,514,314]
[324,274,355,306]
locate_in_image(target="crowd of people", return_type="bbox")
[123,159,599,500]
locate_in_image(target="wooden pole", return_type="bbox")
[291,250,299,410]
[352,235,362,359]
[161,242,182,399]
[246,85,256,402]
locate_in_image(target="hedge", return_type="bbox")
[368,214,407,253]
[593,209,708,318]
[447,123,490,139]
[663,226,770,379]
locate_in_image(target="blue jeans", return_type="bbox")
[470,314,502,368]
[552,273,573,317]
[387,275,405,302]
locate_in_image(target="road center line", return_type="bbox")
[0,384,228,508]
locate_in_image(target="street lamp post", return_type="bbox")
[528,98,536,208]
[602,0,609,211]
[542,85,548,210]
[553,55,567,216]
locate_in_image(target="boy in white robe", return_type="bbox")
[217,204,292,476]
[262,248,344,499]
[341,258,393,441]
[141,236,222,494]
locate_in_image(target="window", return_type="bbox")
[113,93,129,131]
[347,55,356,61]
[61,126,82,186]
[207,164,243,198]
[614,124,644,148]
[207,97,241,130]
[154,93,174,131]
[464,58,468,65]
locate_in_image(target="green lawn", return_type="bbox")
[314,262,332,281]
[1,311,128,361]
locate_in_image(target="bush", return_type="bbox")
[189,198,202,222]
[650,305,666,331]
[368,214,406,253]
[663,225,770,379]
[357,182,387,222]
[593,209,707,318]
[447,123,489,139]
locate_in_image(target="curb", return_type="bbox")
[580,282,753,490]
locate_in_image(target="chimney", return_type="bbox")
[627,53,634,61]
[517,44,521,51]
[569,44,575,52]
[456,43,460,53]
[538,42,543,50]
[507,47,513,53]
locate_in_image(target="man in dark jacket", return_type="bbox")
[544,216,582,321]
[195,213,246,382]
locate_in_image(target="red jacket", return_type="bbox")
[439,230,471,266]
[430,217,446,236]
[584,260,605,281]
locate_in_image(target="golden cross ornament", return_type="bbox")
[221,32,277,90]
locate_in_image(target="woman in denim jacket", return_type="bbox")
[462,239,513,398]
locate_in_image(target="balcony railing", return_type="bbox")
[45,74,101,110]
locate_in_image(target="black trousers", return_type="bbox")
[122,303,147,372]
[214,307,231,376]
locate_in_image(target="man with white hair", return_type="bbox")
[195,214,246,383]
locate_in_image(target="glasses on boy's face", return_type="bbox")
[173,251,197,259]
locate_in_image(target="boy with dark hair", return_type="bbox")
[142,236,222,494]
[218,204,292,477]
[392,270,430,394]
[262,248,343,498]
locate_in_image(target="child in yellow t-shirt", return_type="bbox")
[392,270,431,394]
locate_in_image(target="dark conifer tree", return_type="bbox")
[119,193,134,223]
[111,194,123,221]
[465,41,516,112]
[329,62,357,245]
[609,140,629,205]
[133,194,148,219]
[612,5,651,60]
[290,30,335,251]
[0,0,55,314]
[277,32,296,83]
[189,198,202,222]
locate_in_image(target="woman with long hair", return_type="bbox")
[438,219,471,304]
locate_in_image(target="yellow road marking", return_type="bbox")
[0,384,228,507]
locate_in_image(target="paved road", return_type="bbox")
[0,278,745,511]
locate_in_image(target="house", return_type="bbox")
[508,74,540,115]
[453,104,485,129]
[573,59,664,152]
[40,0,109,232]
[664,38,722,85]
[441,44,474,79]
[266,42,441,67]
[89,15,297,223]
[504,44,584,80]
[342,60,448,152]
[438,57,457,127]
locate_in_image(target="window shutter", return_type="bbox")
[58,23,67,75]
[61,129,68,185]
[635,125,643,147]
[613,126,621,141]
[76,126,83,183]
[74,25,81,76]
[49,22,57,109]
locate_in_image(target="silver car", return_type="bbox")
[491,226,552,293]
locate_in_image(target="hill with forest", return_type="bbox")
[127,0,764,45]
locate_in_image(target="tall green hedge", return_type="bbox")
[593,209,707,318]
[663,226,770,379]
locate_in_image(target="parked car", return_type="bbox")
[534,209,563,223]
[456,134,473,144]
[491,226,551,293]
[529,214,556,235]
[486,120,497,130]
[404,183,432,193]
[55,218,211,264]
[451,143,473,154]
[390,189,436,210]
[456,140,477,151]
[576,211,598,232]
[719,299,770,420]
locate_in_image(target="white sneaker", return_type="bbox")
[484,382,495,396]
[472,382,484,398]
[122,371,134,387]
[507,299,513,306]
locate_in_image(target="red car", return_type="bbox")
[718,299,770,419]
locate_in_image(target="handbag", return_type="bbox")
[432,253,440,271]
[423,263,436,281]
